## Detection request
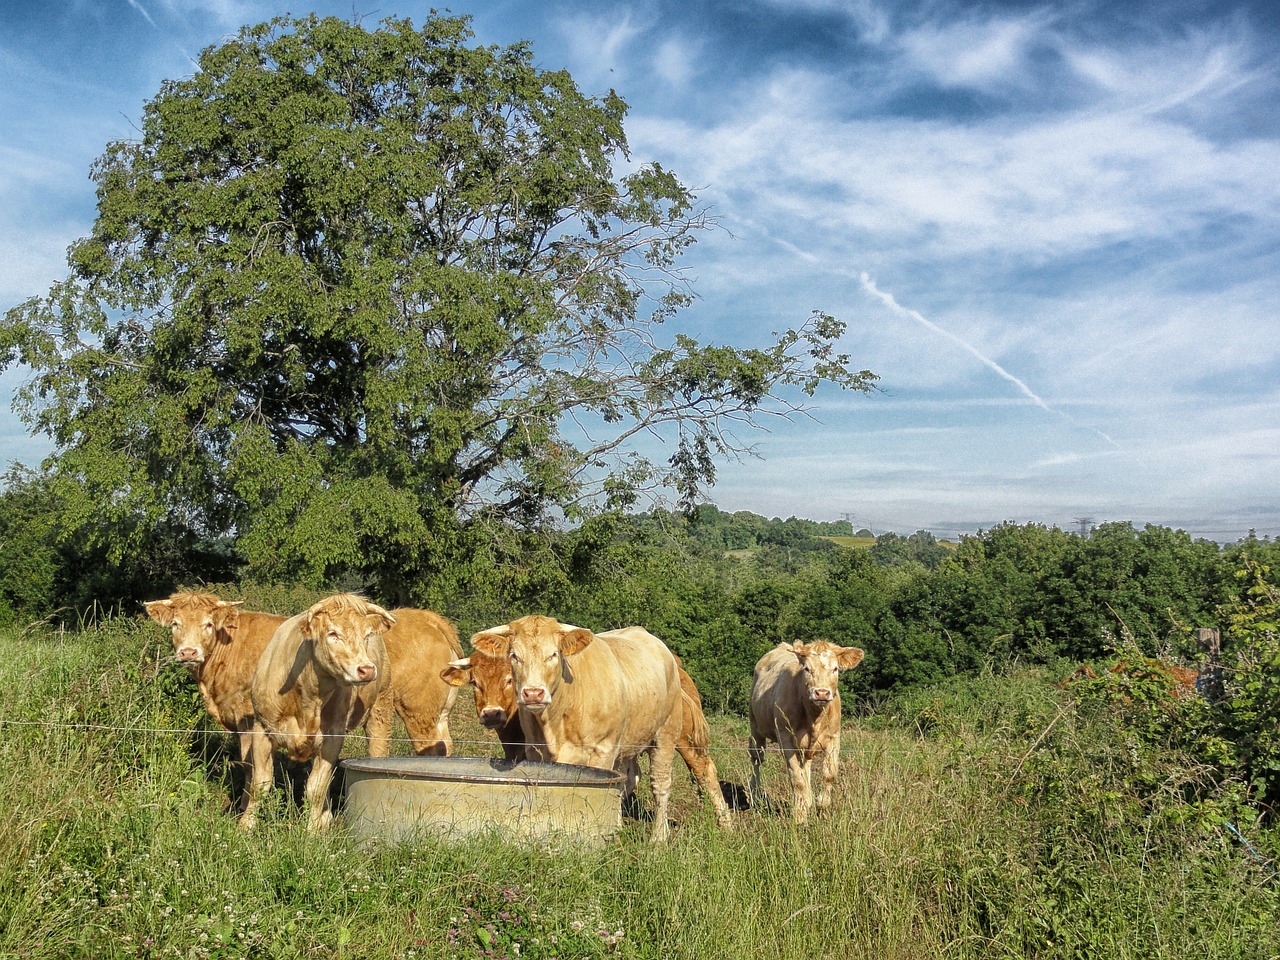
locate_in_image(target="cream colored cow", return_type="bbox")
[244,594,395,831]
[748,640,864,823]
[470,616,683,842]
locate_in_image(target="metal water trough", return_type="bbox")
[341,756,625,844]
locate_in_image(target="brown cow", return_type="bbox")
[748,640,865,823]
[471,616,683,843]
[440,646,525,762]
[369,608,465,757]
[144,593,285,808]
[443,647,734,827]
[1058,659,1199,697]
[244,594,395,830]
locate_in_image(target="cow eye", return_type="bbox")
[510,652,521,665]
[545,651,558,663]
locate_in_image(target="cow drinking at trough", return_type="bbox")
[244,594,395,831]
[443,647,734,826]
[470,616,683,843]
[748,640,864,823]
[144,593,286,809]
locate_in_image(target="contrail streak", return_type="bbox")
[860,272,1052,412]
[126,0,158,29]
[860,272,1118,447]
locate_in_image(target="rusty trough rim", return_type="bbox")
[341,755,625,788]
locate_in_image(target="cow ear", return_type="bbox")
[836,647,865,670]
[440,660,472,687]
[301,610,328,641]
[364,603,396,633]
[144,599,174,625]
[471,628,511,657]
[559,628,595,657]
[214,600,243,631]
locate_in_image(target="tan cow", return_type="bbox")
[144,593,286,808]
[369,608,465,757]
[244,594,395,830]
[470,616,683,843]
[748,640,865,823]
[440,646,525,762]
[443,647,733,826]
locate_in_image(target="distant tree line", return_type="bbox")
[2,468,1272,699]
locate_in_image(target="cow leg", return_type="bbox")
[783,739,813,824]
[678,745,733,829]
[397,705,451,757]
[239,725,275,831]
[364,695,394,758]
[304,732,345,832]
[816,731,840,813]
[232,719,259,813]
[621,756,641,801]
[648,744,675,845]
[748,734,768,808]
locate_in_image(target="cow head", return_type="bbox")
[441,649,518,729]
[301,594,396,685]
[144,593,244,667]
[788,640,865,706]
[470,616,593,714]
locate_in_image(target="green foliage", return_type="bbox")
[0,466,238,623]
[0,13,873,611]
[868,529,951,569]
[1215,559,1280,809]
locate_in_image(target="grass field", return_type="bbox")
[0,619,1276,959]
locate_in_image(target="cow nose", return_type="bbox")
[356,664,377,683]
[812,688,833,701]
[521,687,546,706]
[479,707,508,727]
[177,647,200,661]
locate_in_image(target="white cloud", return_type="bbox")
[652,36,699,88]
[555,10,644,86]
[895,11,1054,91]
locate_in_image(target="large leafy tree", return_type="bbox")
[0,14,873,604]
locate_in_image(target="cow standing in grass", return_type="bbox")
[145,593,285,810]
[470,616,683,843]
[443,646,734,827]
[371,607,465,757]
[244,594,395,831]
[749,640,865,823]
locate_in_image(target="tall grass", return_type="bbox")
[0,619,1276,959]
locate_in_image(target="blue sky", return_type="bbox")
[3,0,1279,541]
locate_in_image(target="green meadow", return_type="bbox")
[1,617,1275,960]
